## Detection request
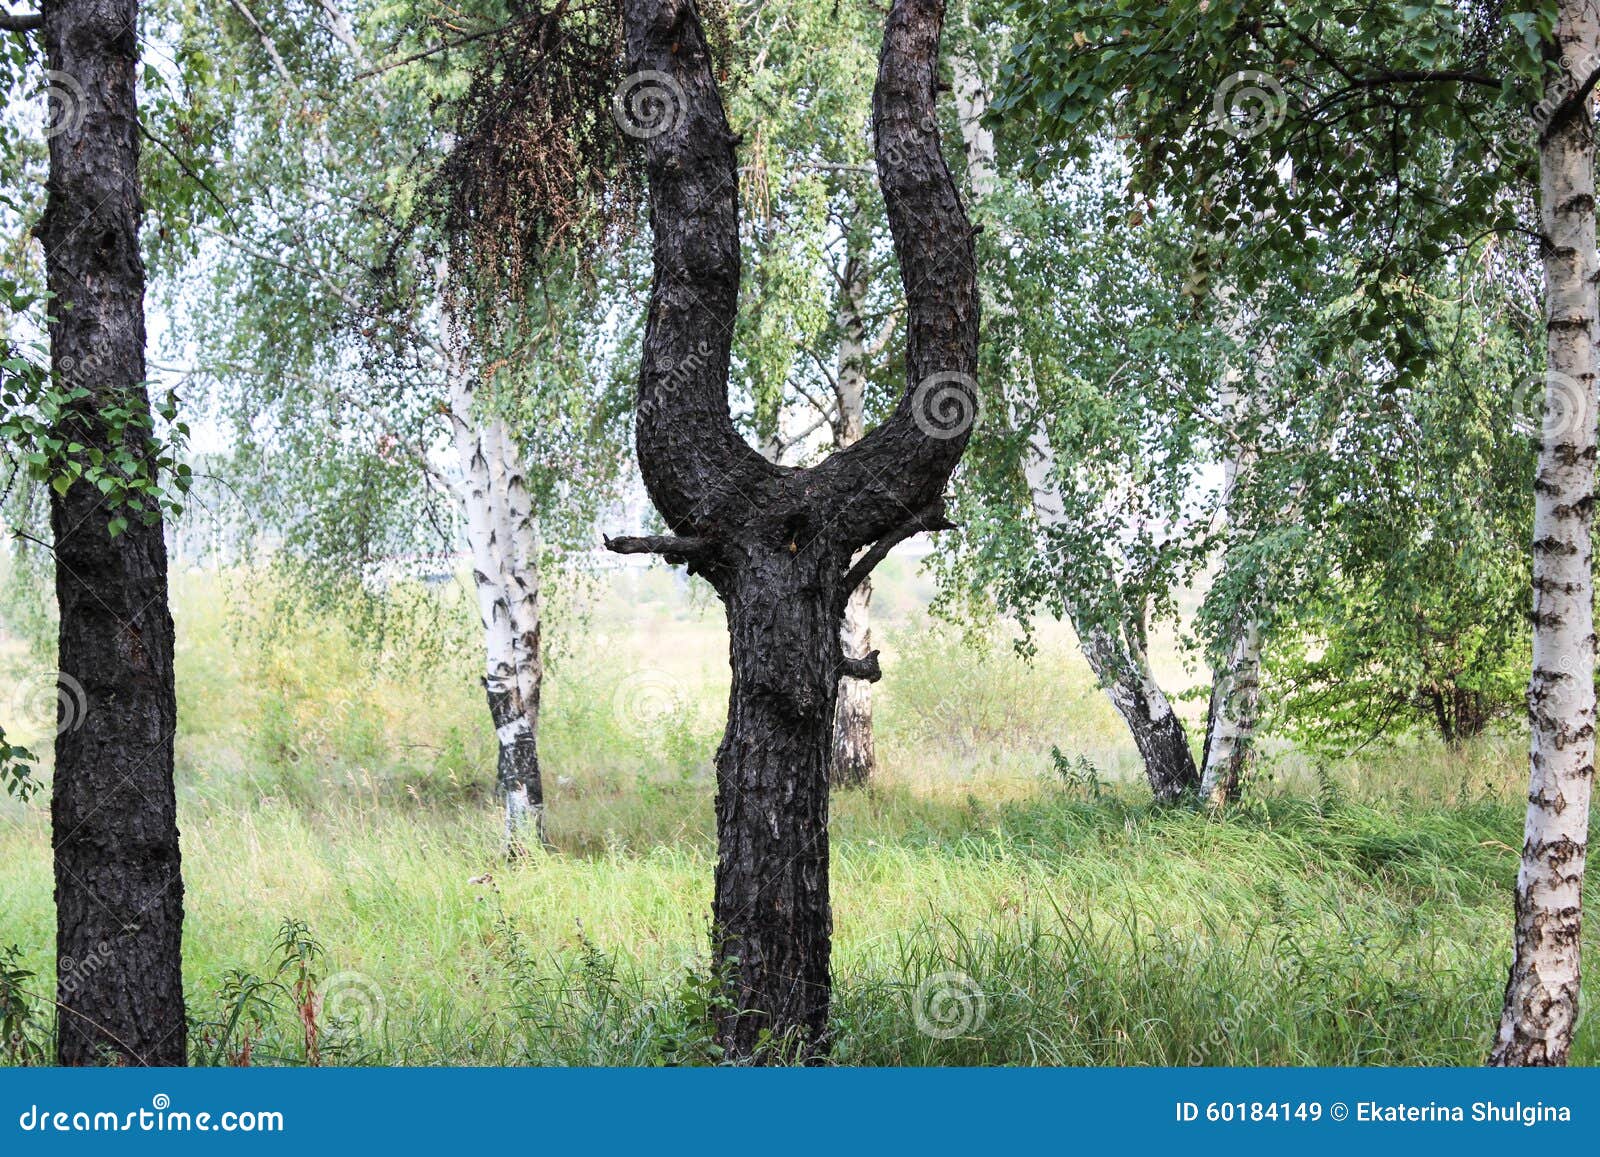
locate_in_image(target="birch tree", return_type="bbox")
[1493,0,1598,1066]
[996,0,1593,1062]
[169,0,628,855]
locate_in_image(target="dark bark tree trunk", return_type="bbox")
[613,0,977,1061]
[37,0,186,1066]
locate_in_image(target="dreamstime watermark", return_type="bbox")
[17,1094,283,1134]
[612,70,686,140]
[56,940,115,1008]
[319,970,387,1036]
[9,670,88,737]
[1210,71,1287,140]
[39,70,86,140]
[912,970,986,1039]
[911,371,981,440]
[611,669,686,738]
[639,340,716,423]
[1511,370,1591,443]
[875,111,940,171]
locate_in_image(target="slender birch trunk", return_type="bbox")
[447,368,548,856]
[483,416,547,852]
[1021,443,1199,799]
[951,45,997,201]
[1200,368,1265,806]
[831,234,877,787]
[958,39,1196,799]
[1200,617,1263,806]
[1078,616,1198,802]
[1492,0,1600,1066]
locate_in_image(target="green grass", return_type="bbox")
[0,565,1593,1066]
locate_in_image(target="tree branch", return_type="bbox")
[807,0,981,548]
[843,499,955,594]
[839,649,882,682]
[603,533,714,565]
[139,122,240,230]
[1542,61,1600,140]
[623,0,760,529]
[0,11,41,32]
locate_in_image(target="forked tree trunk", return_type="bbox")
[1492,0,1600,1066]
[831,231,877,788]
[448,372,548,856]
[613,0,977,1061]
[38,0,186,1065]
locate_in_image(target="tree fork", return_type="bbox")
[617,0,977,1060]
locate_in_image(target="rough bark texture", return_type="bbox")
[616,0,977,1060]
[1492,0,1599,1067]
[448,371,548,856]
[38,0,186,1066]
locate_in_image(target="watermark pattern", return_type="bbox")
[1512,370,1592,442]
[611,669,686,737]
[39,70,86,140]
[320,971,386,1036]
[875,111,940,171]
[1211,71,1287,140]
[612,70,686,140]
[911,371,981,440]
[640,340,716,423]
[57,941,114,1008]
[912,970,986,1039]
[10,670,88,736]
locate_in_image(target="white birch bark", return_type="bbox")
[1200,365,1266,806]
[1200,618,1262,807]
[1492,0,1599,1065]
[951,49,998,201]
[446,356,549,856]
[965,38,1196,799]
[831,236,877,787]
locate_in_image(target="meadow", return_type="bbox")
[1,560,1593,1065]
